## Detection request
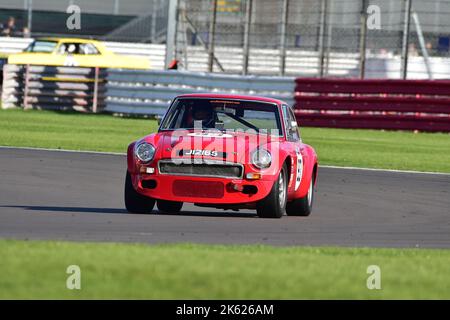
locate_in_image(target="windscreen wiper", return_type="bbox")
[224,112,260,132]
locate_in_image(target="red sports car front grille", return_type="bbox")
[172,180,224,199]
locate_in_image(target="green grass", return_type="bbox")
[1,240,450,299]
[301,127,450,173]
[0,108,158,153]
[1,108,450,172]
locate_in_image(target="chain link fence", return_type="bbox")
[170,0,450,78]
[1,0,449,78]
[0,0,166,42]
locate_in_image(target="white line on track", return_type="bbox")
[0,145,125,156]
[1,145,449,176]
[320,165,450,176]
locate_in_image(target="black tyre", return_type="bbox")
[256,164,288,219]
[124,171,155,214]
[157,200,183,213]
[286,174,315,217]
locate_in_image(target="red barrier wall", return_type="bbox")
[294,78,450,132]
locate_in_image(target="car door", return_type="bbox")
[73,43,104,67]
[282,105,304,193]
[56,42,100,67]
[55,42,80,67]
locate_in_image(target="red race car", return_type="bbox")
[125,94,318,218]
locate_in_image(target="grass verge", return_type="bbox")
[1,108,450,172]
[1,240,450,299]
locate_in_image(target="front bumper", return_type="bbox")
[132,171,275,204]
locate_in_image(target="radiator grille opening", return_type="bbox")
[159,161,243,179]
[173,180,224,198]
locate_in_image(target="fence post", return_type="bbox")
[1,65,6,106]
[359,0,368,79]
[317,0,328,78]
[151,0,157,42]
[23,64,30,110]
[412,11,433,79]
[324,0,334,75]
[93,67,99,113]
[114,0,119,15]
[242,0,253,75]
[165,0,179,68]
[179,4,189,69]
[207,0,218,72]
[279,0,289,76]
[401,0,412,79]
[27,0,33,33]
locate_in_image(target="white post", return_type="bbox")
[412,11,433,79]
[165,0,179,69]
[401,0,412,79]
[242,0,253,75]
[279,0,289,76]
[317,0,328,78]
[27,0,33,32]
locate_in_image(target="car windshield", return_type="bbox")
[160,98,283,136]
[25,40,58,53]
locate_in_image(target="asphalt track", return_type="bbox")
[0,147,449,248]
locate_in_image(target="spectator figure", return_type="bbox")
[22,27,30,38]
[408,43,419,56]
[425,42,433,56]
[1,17,17,37]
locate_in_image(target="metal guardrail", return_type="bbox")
[106,69,295,115]
[2,64,106,112]
[0,37,32,54]
[4,64,450,132]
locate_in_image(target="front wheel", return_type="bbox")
[286,175,315,216]
[124,171,155,214]
[157,200,183,213]
[256,164,288,219]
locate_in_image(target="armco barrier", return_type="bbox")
[294,78,450,132]
[2,64,106,112]
[106,69,295,115]
[4,65,450,133]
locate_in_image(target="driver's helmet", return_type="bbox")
[67,44,76,54]
[192,105,214,128]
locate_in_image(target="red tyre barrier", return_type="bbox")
[294,78,450,132]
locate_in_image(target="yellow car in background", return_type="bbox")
[7,38,150,69]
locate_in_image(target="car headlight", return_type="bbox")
[135,142,155,162]
[251,149,272,169]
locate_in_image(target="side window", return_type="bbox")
[78,43,99,55]
[57,43,67,54]
[283,105,300,142]
[57,43,79,54]
[288,107,301,141]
